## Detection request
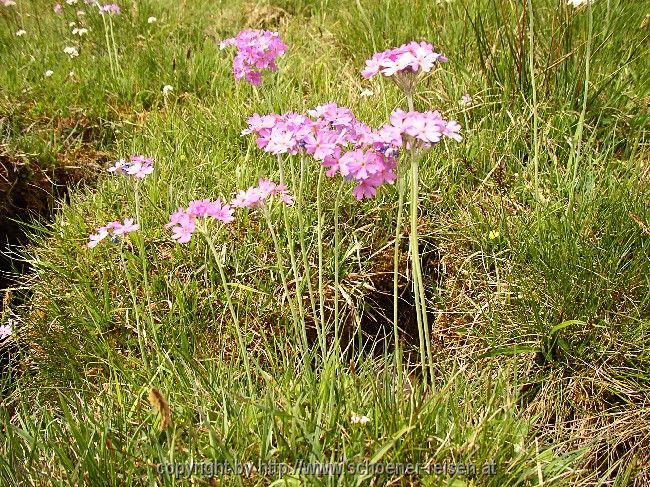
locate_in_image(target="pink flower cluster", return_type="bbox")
[242,102,461,200]
[165,198,235,244]
[165,179,293,244]
[108,156,154,178]
[87,218,139,248]
[232,178,295,208]
[361,41,447,79]
[219,29,287,85]
[99,3,120,14]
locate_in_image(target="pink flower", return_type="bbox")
[54,3,62,13]
[99,3,120,14]
[108,155,154,179]
[266,126,297,155]
[361,41,447,80]
[87,218,139,248]
[166,198,234,244]
[230,178,294,209]
[220,29,287,85]
[241,103,460,202]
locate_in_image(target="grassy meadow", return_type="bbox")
[1,0,649,485]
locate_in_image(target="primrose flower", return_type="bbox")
[99,3,120,14]
[64,46,79,58]
[147,16,157,23]
[230,178,294,208]
[54,3,62,13]
[45,70,54,77]
[220,29,287,85]
[87,218,139,248]
[108,155,154,178]
[242,102,461,201]
[16,29,26,37]
[165,198,234,244]
[362,41,447,80]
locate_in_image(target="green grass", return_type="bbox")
[1,0,649,485]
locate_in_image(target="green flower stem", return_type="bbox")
[262,204,301,345]
[203,226,254,395]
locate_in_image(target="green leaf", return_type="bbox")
[550,320,586,336]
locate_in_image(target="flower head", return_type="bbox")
[350,412,371,425]
[45,70,54,77]
[220,29,287,85]
[15,29,26,37]
[99,3,120,14]
[108,155,154,179]
[1,1,17,7]
[64,46,79,57]
[230,178,294,209]
[147,16,157,23]
[568,0,592,6]
[361,41,447,80]
[54,3,62,13]
[166,198,234,244]
[87,218,139,248]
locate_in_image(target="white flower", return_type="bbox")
[77,10,85,15]
[69,71,75,77]
[64,46,79,58]
[45,70,54,77]
[0,322,12,340]
[360,88,374,97]
[459,93,472,106]
[147,16,157,23]
[568,0,592,6]
[350,412,371,425]
[2,0,17,7]
[66,0,78,4]
[15,29,26,36]
[162,84,173,95]
[72,27,88,35]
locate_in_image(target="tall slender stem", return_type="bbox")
[527,0,540,203]
[263,205,300,343]
[101,14,115,76]
[333,181,345,355]
[277,155,308,352]
[134,182,157,345]
[108,16,121,75]
[298,154,318,333]
[316,166,327,356]
[204,227,253,394]
[120,250,148,370]
[567,0,593,214]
